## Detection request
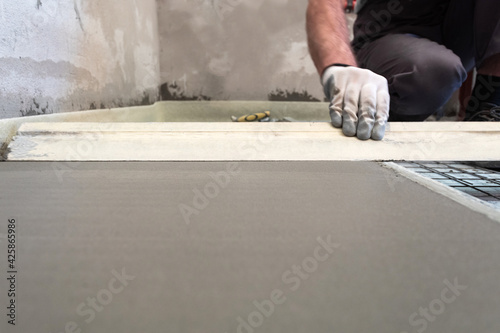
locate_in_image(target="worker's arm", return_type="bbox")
[306,0,390,141]
[306,0,357,73]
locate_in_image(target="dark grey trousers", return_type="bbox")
[352,0,500,120]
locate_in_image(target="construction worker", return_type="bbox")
[306,0,500,140]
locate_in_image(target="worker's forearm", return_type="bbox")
[306,0,357,76]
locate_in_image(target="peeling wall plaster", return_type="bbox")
[0,0,160,119]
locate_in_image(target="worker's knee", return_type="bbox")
[388,50,467,119]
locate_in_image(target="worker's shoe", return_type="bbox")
[464,103,500,121]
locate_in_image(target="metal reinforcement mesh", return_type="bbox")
[397,162,500,208]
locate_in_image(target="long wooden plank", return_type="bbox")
[7,122,500,161]
[14,121,500,133]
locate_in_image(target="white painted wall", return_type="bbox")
[0,0,160,119]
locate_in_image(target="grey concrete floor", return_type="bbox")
[0,161,499,333]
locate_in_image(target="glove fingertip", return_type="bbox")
[342,121,357,137]
[357,129,371,141]
[356,119,373,141]
[371,123,387,141]
[330,111,343,128]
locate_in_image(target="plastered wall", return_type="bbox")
[157,0,324,102]
[0,1,331,120]
[0,0,160,119]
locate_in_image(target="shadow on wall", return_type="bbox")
[20,99,54,117]
[268,89,321,102]
[160,81,323,103]
[16,91,157,117]
[85,92,157,110]
[160,82,211,101]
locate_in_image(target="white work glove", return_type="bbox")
[322,65,390,140]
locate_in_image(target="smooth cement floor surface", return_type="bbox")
[0,161,499,332]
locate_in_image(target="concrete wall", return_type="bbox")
[0,0,160,119]
[0,1,333,119]
[157,0,324,102]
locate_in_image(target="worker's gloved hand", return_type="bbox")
[322,65,390,140]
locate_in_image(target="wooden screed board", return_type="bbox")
[5,122,500,161]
